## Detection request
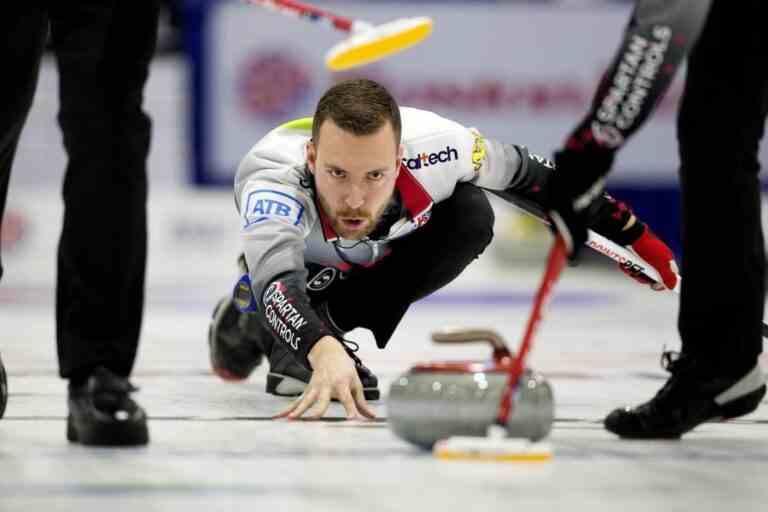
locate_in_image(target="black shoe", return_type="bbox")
[67,367,149,446]
[208,296,264,381]
[0,351,7,419]
[604,351,766,439]
[335,338,380,401]
[261,315,380,401]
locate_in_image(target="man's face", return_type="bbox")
[307,119,403,240]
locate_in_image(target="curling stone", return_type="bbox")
[388,329,554,449]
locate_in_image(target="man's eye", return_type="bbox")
[329,169,346,178]
[368,171,384,181]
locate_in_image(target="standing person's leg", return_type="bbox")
[0,5,50,420]
[51,0,159,382]
[0,5,49,281]
[677,0,768,371]
[50,0,159,445]
[605,0,768,439]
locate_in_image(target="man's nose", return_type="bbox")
[344,184,365,210]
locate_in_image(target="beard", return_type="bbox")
[318,194,391,240]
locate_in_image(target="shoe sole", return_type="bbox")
[67,414,149,446]
[208,297,253,381]
[266,372,381,401]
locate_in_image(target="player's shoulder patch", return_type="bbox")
[469,128,486,172]
[243,188,305,227]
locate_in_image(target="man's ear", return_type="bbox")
[306,140,317,173]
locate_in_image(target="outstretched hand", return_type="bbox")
[274,336,376,421]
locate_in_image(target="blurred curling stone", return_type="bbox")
[387,328,554,451]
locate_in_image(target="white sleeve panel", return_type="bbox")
[399,107,523,200]
[400,129,474,203]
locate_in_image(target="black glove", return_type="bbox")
[547,148,615,261]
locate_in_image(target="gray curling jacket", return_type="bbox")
[235,106,557,303]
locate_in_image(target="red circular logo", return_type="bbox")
[238,52,312,119]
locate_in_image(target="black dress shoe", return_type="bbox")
[67,367,149,446]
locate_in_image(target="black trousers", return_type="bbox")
[316,183,495,348]
[677,0,768,372]
[0,1,159,380]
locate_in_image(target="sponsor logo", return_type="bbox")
[233,275,257,313]
[620,260,647,279]
[238,52,312,120]
[573,177,606,212]
[243,189,304,227]
[262,281,307,351]
[530,153,555,170]
[593,25,672,146]
[414,211,431,227]
[591,122,625,148]
[306,267,337,292]
[586,240,647,274]
[471,130,486,172]
[262,281,280,303]
[402,146,459,170]
[244,66,682,119]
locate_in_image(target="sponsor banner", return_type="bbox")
[193,1,767,185]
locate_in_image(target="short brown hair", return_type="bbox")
[312,79,401,145]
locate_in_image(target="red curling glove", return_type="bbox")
[621,225,679,291]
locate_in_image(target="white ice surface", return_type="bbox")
[2,57,766,512]
[2,254,767,512]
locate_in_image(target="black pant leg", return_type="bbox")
[324,183,495,348]
[677,0,768,371]
[50,0,159,379]
[0,5,49,281]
